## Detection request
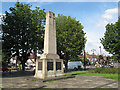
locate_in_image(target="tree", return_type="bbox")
[112,54,119,62]
[56,14,86,72]
[80,56,89,65]
[100,17,120,61]
[98,55,103,60]
[1,51,11,67]
[2,2,46,70]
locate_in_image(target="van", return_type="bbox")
[68,61,83,70]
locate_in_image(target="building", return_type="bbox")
[80,52,112,65]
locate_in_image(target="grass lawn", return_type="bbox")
[64,71,118,79]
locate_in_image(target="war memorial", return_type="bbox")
[34,11,64,79]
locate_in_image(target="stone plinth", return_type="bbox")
[34,11,64,79]
[34,58,64,79]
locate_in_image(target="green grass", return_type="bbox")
[88,67,118,74]
[32,80,36,81]
[26,78,29,80]
[64,71,118,79]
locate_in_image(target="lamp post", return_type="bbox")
[91,49,96,54]
[91,49,96,65]
[99,46,101,55]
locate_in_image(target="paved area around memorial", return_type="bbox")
[44,75,118,88]
[1,71,118,89]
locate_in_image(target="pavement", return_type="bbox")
[44,75,118,88]
[1,71,119,89]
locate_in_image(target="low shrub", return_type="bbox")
[88,67,118,74]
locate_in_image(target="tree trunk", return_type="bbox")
[21,58,25,71]
[64,53,69,72]
[64,59,68,72]
[33,49,37,62]
[21,51,28,71]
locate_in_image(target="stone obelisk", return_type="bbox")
[34,11,64,79]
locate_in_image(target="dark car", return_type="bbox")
[0,67,9,72]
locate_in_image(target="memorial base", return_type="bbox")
[34,53,64,79]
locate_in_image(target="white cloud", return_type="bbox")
[97,20,108,27]
[102,8,118,20]
[86,35,111,56]
[97,8,118,33]
[97,8,118,30]
[105,8,118,14]
[85,8,118,56]
[26,0,38,2]
[85,31,102,55]
[92,8,118,56]
[102,14,113,20]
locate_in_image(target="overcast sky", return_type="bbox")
[0,0,119,56]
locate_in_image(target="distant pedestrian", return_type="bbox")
[17,60,22,71]
[10,56,17,68]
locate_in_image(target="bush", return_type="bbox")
[88,67,118,74]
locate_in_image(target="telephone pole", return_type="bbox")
[84,50,86,70]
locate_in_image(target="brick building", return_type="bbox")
[80,52,112,64]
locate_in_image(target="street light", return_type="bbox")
[91,49,96,65]
[99,46,101,55]
[91,49,96,54]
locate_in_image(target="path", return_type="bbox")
[44,75,118,88]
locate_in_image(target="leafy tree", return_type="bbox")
[69,55,81,61]
[56,14,86,72]
[112,54,119,62]
[1,51,10,67]
[2,2,46,70]
[81,56,89,65]
[100,17,120,61]
[98,55,103,60]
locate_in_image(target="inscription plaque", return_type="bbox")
[38,62,42,70]
[56,62,61,70]
[47,62,53,70]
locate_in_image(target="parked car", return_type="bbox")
[95,64,102,67]
[102,65,113,68]
[0,67,9,72]
[68,61,83,70]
